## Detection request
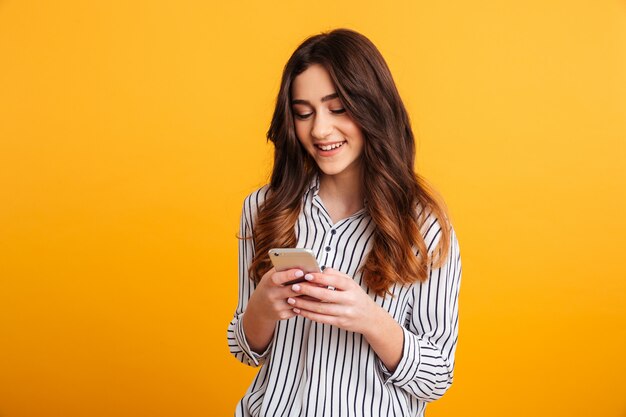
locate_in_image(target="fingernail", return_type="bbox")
[304,274,314,281]
[292,284,301,291]
[287,297,296,305]
[293,308,301,314]
[294,270,304,277]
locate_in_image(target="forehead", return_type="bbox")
[291,64,337,100]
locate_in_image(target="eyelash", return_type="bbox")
[294,108,346,120]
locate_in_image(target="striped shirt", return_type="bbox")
[227,175,462,417]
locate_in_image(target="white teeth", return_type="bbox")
[319,142,345,151]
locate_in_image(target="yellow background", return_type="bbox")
[1,1,625,416]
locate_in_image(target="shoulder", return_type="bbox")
[242,184,271,208]
[415,203,459,257]
[240,184,271,227]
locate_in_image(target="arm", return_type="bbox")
[242,266,305,353]
[226,192,268,367]
[226,189,305,366]
[378,226,462,402]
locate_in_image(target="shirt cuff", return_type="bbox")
[377,326,422,387]
[235,314,273,366]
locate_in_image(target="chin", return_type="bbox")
[316,163,343,176]
[319,167,350,178]
[315,158,361,178]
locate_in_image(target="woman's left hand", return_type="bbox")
[287,268,382,335]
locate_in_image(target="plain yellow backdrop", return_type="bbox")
[1,1,625,416]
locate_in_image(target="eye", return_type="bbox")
[294,112,313,120]
[331,108,346,115]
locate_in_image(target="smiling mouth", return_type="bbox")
[315,141,346,151]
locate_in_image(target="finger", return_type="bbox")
[276,306,298,321]
[291,282,341,303]
[260,267,276,282]
[287,296,341,316]
[319,267,349,279]
[302,270,348,291]
[293,308,341,327]
[272,285,305,302]
[298,295,321,302]
[271,268,305,286]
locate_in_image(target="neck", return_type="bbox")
[318,169,364,223]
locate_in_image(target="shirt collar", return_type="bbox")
[307,172,321,196]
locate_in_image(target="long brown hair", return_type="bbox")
[249,28,451,295]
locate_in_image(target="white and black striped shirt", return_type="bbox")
[227,175,462,417]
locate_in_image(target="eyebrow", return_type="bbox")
[291,92,339,106]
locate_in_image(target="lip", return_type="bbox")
[314,141,346,157]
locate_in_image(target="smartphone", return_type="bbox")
[268,248,321,285]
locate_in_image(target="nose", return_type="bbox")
[310,112,333,140]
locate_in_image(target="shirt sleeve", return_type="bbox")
[377,223,462,402]
[226,188,273,367]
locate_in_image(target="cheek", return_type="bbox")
[340,120,362,136]
[345,125,365,146]
[349,128,366,153]
[294,123,309,143]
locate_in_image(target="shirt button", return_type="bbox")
[325,246,331,252]
[331,229,337,235]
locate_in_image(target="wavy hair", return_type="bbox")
[248,28,451,296]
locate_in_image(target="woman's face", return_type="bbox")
[291,64,365,180]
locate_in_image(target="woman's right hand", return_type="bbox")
[241,267,303,353]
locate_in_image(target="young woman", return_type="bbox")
[227,28,462,417]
